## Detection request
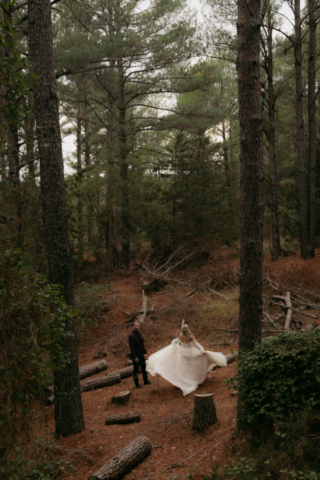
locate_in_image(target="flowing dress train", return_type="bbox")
[146,339,227,396]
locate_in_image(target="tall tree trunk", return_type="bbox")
[237,0,263,430]
[267,2,281,261]
[28,0,85,437]
[84,104,94,244]
[294,0,309,259]
[107,93,114,278]
[77,101,84,258]
[307,0,316,258]
[7,122,23,248]
[118,60,130,267]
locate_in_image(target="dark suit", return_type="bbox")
[129,329,149,386]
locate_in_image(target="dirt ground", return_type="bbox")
[45,250,320,480]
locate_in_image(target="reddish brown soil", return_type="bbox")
[44,251,320,480]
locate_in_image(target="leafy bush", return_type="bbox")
[234,331,320,434]
[0,247,78,474]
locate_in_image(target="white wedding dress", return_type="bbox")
[146,338,227,396]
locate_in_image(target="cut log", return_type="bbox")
[112,391,131,405]
[105,366,141,379]
[192,393,217,433]
[89,435,152,480]
[105,411,141,425]
[81,373,121,393]
[79,360,108,380]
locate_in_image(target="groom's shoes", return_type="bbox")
[136,384,142,389]
[144,380,153,385]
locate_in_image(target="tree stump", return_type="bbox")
[105,411,141,425]
[89,435,152,480]
[81,373,121,393]
[192,393,217,433]
[112,391,131,405]
[79,360,108,380]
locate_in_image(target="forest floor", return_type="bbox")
[42,249,320,480]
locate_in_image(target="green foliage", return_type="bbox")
[0,247,79,461]
[1,434,73,480]
[75,282,111,339]
[233,331,320,434]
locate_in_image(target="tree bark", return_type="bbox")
[105,412,141,425]
[237,0,263,353]
[237,0,263,431]
[77,100,84,258]
[28,0,85,437]
[307,0,316,258]
[192,393,217,433]
[84,103,95,243]
[89,436,152,480]
[266,2,281,261]
[294,0,309,259]
[118,58,130,267]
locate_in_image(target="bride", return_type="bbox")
[146,320,227,396]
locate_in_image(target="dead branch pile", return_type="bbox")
[263,267,320,333]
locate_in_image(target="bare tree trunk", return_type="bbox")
[118,59,130,267]
[266,2,281,261]
[107,92,114,278]
[294,0,309,259]
[236,0,263,428]
[77,100,84,258]
[84,104,94,244]
[28,0,85,437]
[307,0,316,258]
[7,123,23,248]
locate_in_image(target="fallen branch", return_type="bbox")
[166,447,205,470]
[208,288,228,300]
[137,289,148,324]
[99,290,121,298]
[212,351,238,371]
[272,301,318,319]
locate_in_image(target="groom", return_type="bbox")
[129,320,152,388]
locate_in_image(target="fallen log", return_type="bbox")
[88,435,152,480]
[79,360,108,380]
[105,411,141,425]
[105,366,141,379]
[211,351,238,371]
[81,373,121,393]
[112,391,131,405]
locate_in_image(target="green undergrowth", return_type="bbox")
[74,282,112,340]
[189,330,320,480]
[2,432,73,480]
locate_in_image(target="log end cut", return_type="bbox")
[112,390,131,405]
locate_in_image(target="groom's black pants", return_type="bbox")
[133,356,149,386]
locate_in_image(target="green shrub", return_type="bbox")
[234,331,320,433]
[0,247,78,475]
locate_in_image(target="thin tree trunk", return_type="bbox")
[118,59,130,267]
[84,104,94,243]
[107,92,114,278]
[77,100,84,258]
[236,0,263,431]
[294,0,308,259]
[28,0,85,437]
[267,2,281,261]
[307,0,316,258]
[7,122,23,248]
